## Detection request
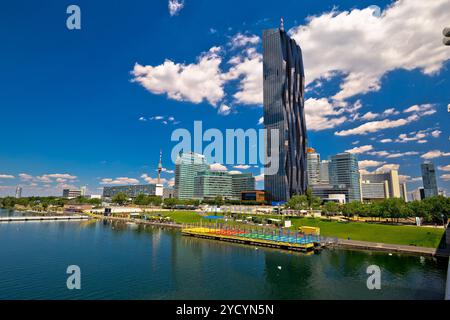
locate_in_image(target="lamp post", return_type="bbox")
[443,27,450,46]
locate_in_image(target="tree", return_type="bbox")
[322,201,339,219]
[112,192,128,205]
[285,195,308,210]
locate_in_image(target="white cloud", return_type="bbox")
[380,138,392,143]
[229,33,260,49]
[257,117,264,125]
[218,104,231,116]
[19,173,33,181]
[233,165,251,170]
[374,164,400,173]
[304,98,347,131]
[139,116,147,122]
[438,165,450,172]
[361,112,379,120]
[335,104,434,136]
[209,163,227,171]
[431,130,442,138]
[421,150,450,159]
[358,160,385,169]
[0,174,15,179]
[168,0,184,16]
[228,170,242,175]
[368,150,391,157]
[386,151,419,158]
[345,145,373,154]
[100,177,140,185]
[224,48,263,105]
[382,108,400,116]
[132,47,225,106]
[255,173,264,182]
[441,174,450,181]
[289,0,450,101]
[141,174,168,185]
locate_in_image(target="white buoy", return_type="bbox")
[277,266,282,270]
[389,253,393,256]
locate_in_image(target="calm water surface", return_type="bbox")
[0,209,447,299]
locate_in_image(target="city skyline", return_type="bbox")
[1,0,450,197]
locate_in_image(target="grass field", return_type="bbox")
[156,211,445,248]
[289,217,445,248]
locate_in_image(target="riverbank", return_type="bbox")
[96,214,450,257]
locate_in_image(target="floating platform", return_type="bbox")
[182,226,321,252]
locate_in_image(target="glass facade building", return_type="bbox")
[263,23,307,202]
[103,184,156,198]
[194,171,233,200]
[320,160,330,184]
[307,149,321,185]
[329,153,361,202]
[175,152,209,199]
[361,170,401,199]
[231,173,256,199]
[421,162,438,198]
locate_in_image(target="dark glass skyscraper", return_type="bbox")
[329,153,361,203]
[263,20,307,202]
[421,162,438,198]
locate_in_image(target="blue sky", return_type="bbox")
[0,0,449,197]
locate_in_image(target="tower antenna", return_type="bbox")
[280,17,284,32]
[157,149,163,184]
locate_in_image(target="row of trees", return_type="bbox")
[110,193,264,207]
[0,196,102,211]
[286,194,450,224]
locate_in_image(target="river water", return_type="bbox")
[0,209,447,299]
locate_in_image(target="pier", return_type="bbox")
[0,215,91,222]
[182,225,321,252]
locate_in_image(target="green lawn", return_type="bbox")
[155,212,445,248]
[289,217,445,248]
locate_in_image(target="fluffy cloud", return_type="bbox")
[358,160,385,169]
[168,0,184,16]
[0,174,15,179]
[374,163,400,173]
[257,117,264,125]
[224,48,263,105]
[233,165,251,170]
[386,151,419,158]
[228,170,242,175]
[141,174,168,185]
[289,0,450,101]
[229,33,260,49]
[209,163,227,171]
[380,139,392,143]
[19,173,33,181]
[441,174,450,181]
[335,104,434,136]
[421,150,450,159]
[100,177,139,185]
[255,173,264,182]
[345,145,373,154]
[218,104,231,116]
[438,165,450,172]
[304,98,347,131]
[132,47,225,106]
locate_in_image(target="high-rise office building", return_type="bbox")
[320,160,330,184]
[263,19,307,202]
[400,183,408,202]
[307,148,321,185]
[421,162,438,198]
[15,186,22,199]
[231,173,255,199]
[361,181,389,202]
[63,189,82,199]
[175,152,209,199]
[329,153,361,202]
[194,171,233,200]
[80,186,87,197]
[361,170,401,199]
